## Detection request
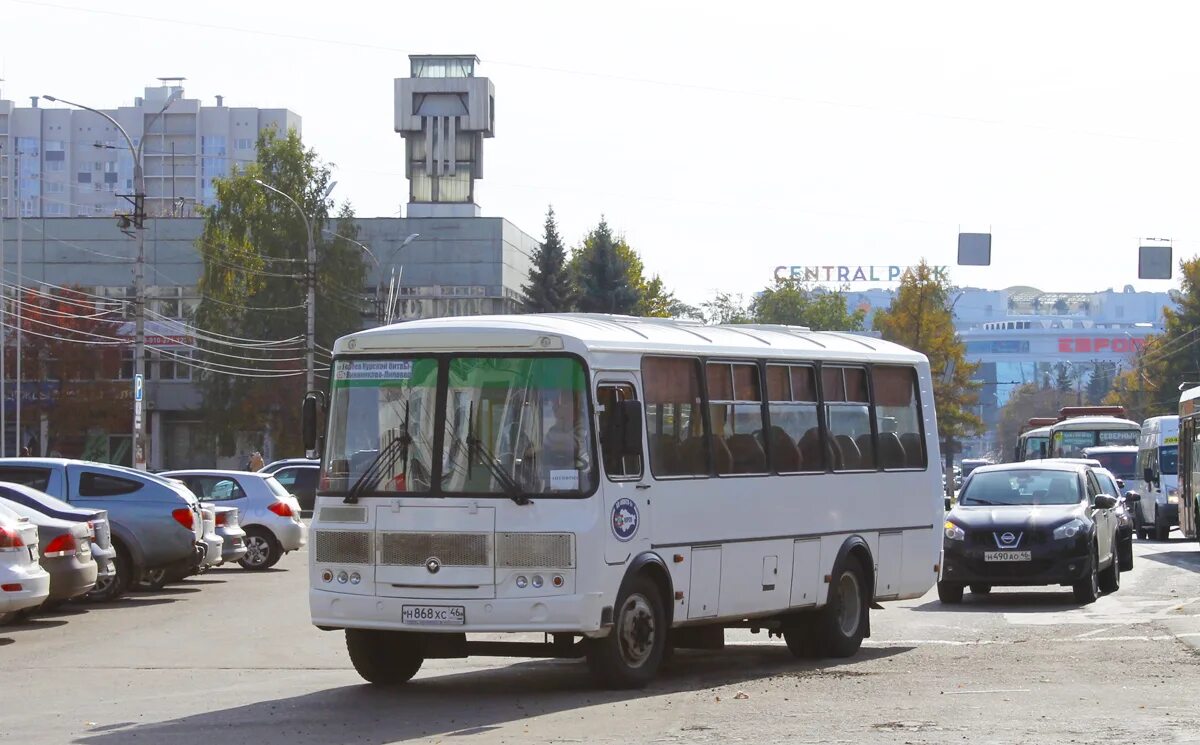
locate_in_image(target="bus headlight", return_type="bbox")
[943,521,965,541]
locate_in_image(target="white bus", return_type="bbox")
[1135,415,1179,540]
[1047,408,1140,459]
[304,315,942,688]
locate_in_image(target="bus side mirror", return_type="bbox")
[302,391,325,458]
[1143,467,1154,484]
[613,400,644,457]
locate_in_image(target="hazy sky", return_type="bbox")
[2,0,1196,305]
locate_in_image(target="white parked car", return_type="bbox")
[162,470,307,570]
[0,501,51,620]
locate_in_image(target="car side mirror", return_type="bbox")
[1123,490,1141,503]
[1116,478,1125,490]
[1095,494,1118,510]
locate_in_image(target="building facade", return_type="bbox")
[846,284,1176,459]
[0,80,300,219]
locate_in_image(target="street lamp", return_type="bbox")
[44,90,181,470]
[252,178,336,394]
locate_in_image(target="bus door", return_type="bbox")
[595,377,650,565]
[1181,416,1198,539]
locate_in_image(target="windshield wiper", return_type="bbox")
[465,431,531,505]
[345,404,412,504]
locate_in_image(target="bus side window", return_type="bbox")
[597,383,643,480]
[706,362,766,475]
[765,364,822,473]
[823,366,875,471]
[642,356,709,478]
[874,365,926,469]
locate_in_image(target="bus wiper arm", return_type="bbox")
[465,432,531,506]
[345,436,408,504]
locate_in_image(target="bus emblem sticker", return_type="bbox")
[612,498,639,542]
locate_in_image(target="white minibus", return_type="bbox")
[1139,415,1180,540]
[1047,407,1140,459]
[303,314,943,688]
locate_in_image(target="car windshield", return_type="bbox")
[959,469,1082,506]
[1161,445,1179,475]
[322,355,596,498]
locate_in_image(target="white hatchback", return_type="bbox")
[162,470,307,570]
[0,501,51,619]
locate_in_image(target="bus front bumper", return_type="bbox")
[310,588,608,634]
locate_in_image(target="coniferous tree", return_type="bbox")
[573,218,639,315]
[520,207,574,313]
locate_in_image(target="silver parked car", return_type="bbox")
[0,482,116,594]
[0,459,206,600]
[162,470,307,570]
[0,497,97,614]
[212,505,248,564]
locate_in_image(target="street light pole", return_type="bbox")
[253,178,335,393]
[44,91,180,469]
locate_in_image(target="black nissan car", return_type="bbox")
[938,461,1122,605]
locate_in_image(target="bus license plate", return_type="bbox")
[401,605,465,626]
[984,550,1031,562]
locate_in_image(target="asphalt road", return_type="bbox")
[4,536,1200,745]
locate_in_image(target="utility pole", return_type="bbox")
[14,147,20,455]
[44,92,177,470]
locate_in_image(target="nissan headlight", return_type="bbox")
[1168,488,1180,504]
[1053,518,1086,540]
[943,521,965,541]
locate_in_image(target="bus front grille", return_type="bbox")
[314,530,372,564]
[378,532,492,567]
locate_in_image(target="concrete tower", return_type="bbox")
[394,55,494,218]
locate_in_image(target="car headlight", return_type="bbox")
[1168,487,1180,504]
[1053,518,1086,540]
[943,521,965,541]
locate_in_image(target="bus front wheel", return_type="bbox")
[345,629,425,685]
[588,574,667,689]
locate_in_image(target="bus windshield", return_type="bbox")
[322,356,596,498]
[1053,428,1138,457]
[1022,435,1048,460]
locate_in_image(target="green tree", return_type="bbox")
[1085,360,1116,405]
[701,292,752,324]
[521,206,574,313]
[750,278,866,330]
[873,261,983,460]
[1054,363,1074,394]
[1106,257,1200,419]
[995,383,1076,462]
[570,218,664,316]
[194,128,367,456]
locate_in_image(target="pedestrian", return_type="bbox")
[248,451,264,471]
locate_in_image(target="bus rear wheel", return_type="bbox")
[345,629,425,685]
[786,557,868,659]
[587,574,667,689]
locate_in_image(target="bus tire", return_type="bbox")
[345,629,424,686]
[587,574,667,689]
[937,581,964,604]
[807,556,868,658]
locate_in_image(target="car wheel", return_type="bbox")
[1073,547,1100,604]
[138,567,171,591]
[937,581,964,604]
[239,528,282,570]
[1119,536,1134,571]
[804,556,869,658]
[1135,526,1148,541]
[969,583,992,595]
[1099,544,1121,594]
[345,629,425,685]
[587,574,668,689]
[83,544,130,603]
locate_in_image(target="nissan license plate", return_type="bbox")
[401,605,465,626]
[984,550,1032,562]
